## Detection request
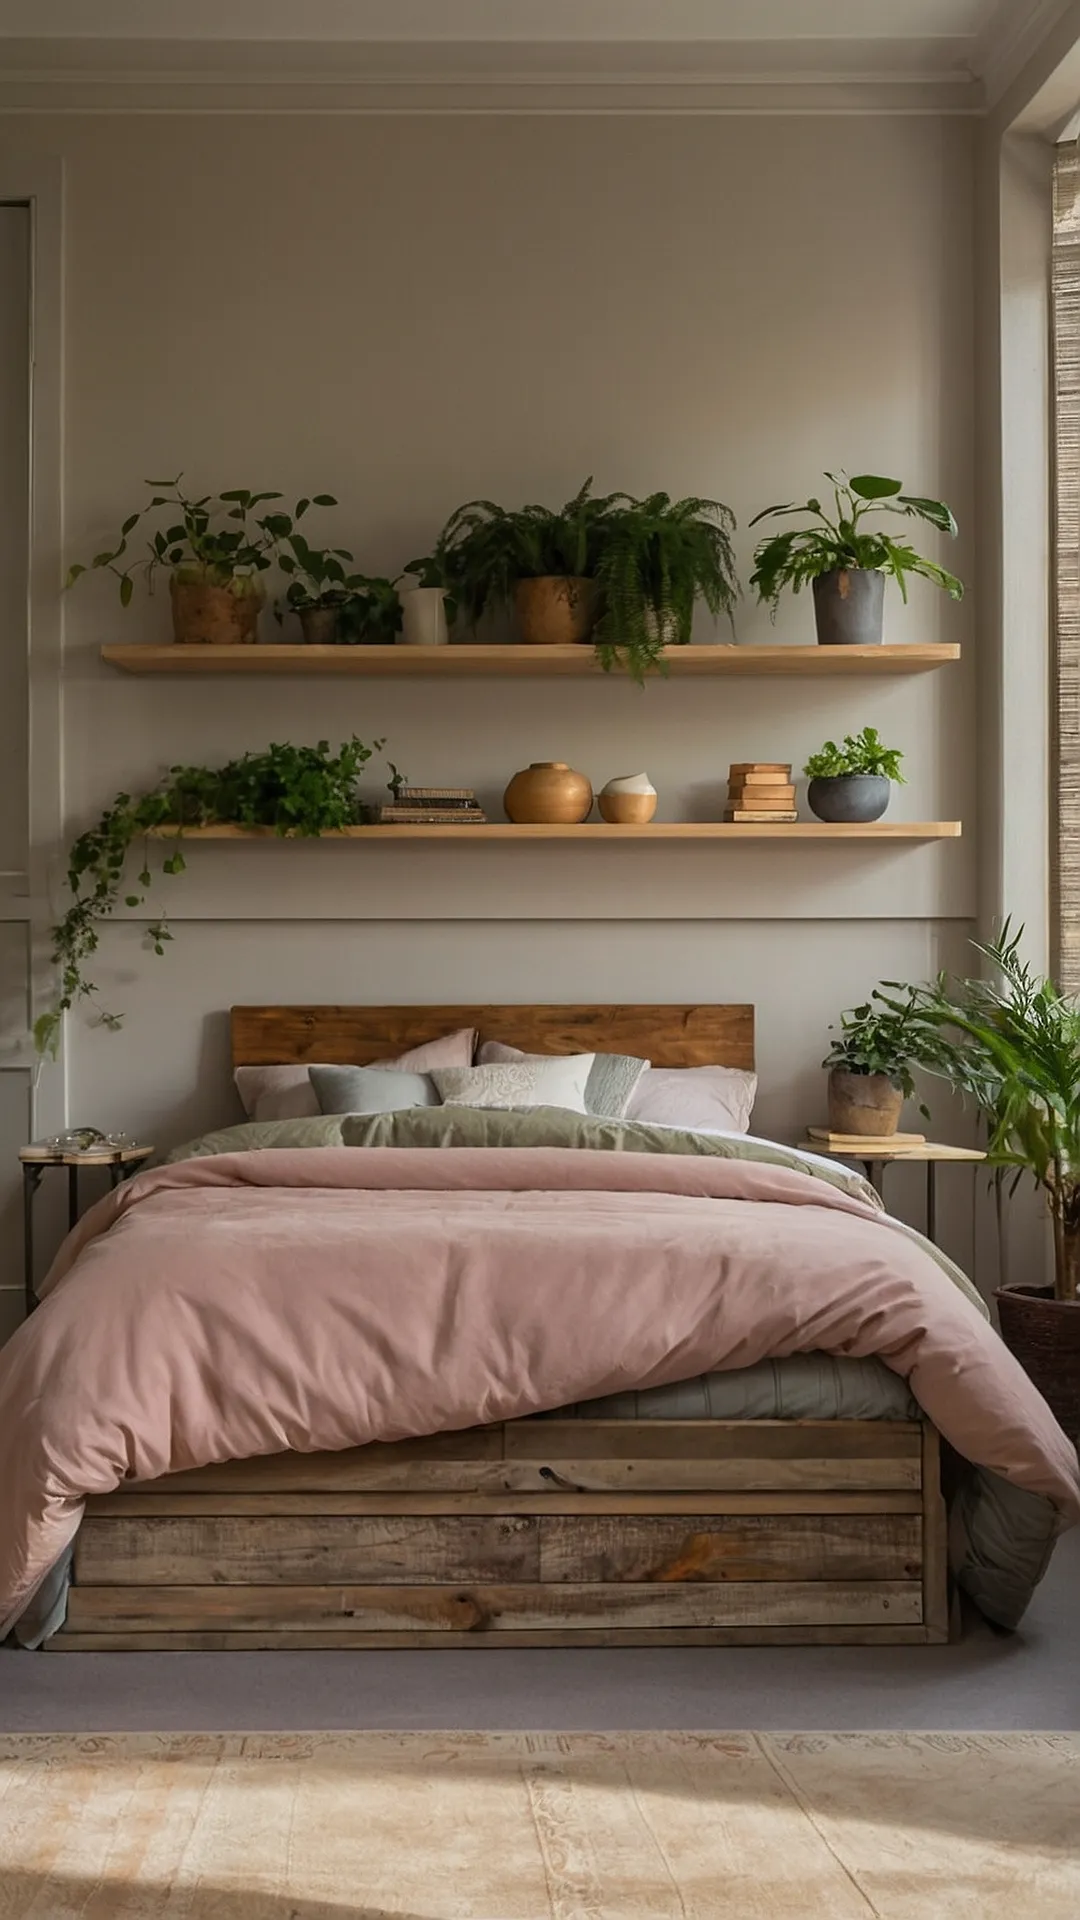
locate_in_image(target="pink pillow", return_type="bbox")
[235,1026,477,1122]
[626,1065,757,1134]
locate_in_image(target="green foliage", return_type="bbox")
[822,988,928,1106]
[276,530,361,612]
[440,478,625,625]
[35,738,385,1056]
[400,537,459,625]
[337,576,402,643]
[67,478,338,602]
[749,471,963,612]
[877,924,1080,1301]
[594,493,738,684]
[804,727,906,782]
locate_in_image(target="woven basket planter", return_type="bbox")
[995,1285,1080,1440]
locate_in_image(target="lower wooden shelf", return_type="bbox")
[145,822,961,842]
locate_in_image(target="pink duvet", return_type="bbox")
[2,1146,1078,1634]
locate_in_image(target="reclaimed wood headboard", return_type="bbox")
[230,1004,755,1071]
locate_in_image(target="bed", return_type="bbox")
[2,1003,1078,1651]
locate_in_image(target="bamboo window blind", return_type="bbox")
[1054,145,1080,991]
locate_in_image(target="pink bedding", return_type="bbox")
[2,1146,1079,1635]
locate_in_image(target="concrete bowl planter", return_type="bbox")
[812,567,885,645]
[807,773,890,823]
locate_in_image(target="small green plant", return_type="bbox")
[440,477,624,626]
[276,531,365,615]
[823,988,930,1108]
[749,471,963,612]
[399,539,459,626]
[35,737,386,1057]
[338,576,402,644]
[595,492,738,683]
[66,477,338,604]
[803,728,906,782]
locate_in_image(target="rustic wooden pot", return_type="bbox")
[514,576,598,646]
[171,574,263,645]
[599,775,658,825]
[827,1068,903,1137]
[995,1286,1080,1440]
[503,761,593,824]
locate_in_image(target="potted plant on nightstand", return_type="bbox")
[439,477,622,649]
[749,470,963,646]
[66,477,337,645]
[804,728,905,823]
[886,926,1080,1438]
[823,990,929,1138]
[594,491,739,683]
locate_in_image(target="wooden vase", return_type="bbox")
[514,576,598,646]
[170,574,263,645]
[503,761,593,824]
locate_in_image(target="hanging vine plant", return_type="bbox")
[35,737,385,1056]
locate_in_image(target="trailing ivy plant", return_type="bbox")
[66,476,338,603]
[35,738,385,1057]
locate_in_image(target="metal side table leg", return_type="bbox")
[22,1165,44,1317]
[860,1160,886,1201]
[927,1160,938,1245]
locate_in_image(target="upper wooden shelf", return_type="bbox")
[147,822,961,843]
[101,642,961,679]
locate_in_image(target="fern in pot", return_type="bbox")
[880,927,1080,1437]
[803,728,905,823]
[67,477,337,645]
[750,471,963,646]
[439,477,622,648]
[595,492,739,684]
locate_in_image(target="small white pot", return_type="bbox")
[399,586,449,646]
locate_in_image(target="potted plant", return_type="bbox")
[884,926,1080,1437]
[803,727,905,822]
[823,989,929,1137]
[277,529,373,644]
[594,492,739,684]
[34,735,388,1058]
[439,478,622,648]
[749,471,963,646]
[66,477,337,646]
[338,576,403,645]
[397,545,457,647]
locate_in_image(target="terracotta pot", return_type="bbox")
[170,574,263,645]
[298,605,340,645]
[827,1068,903,1137]
[503,761,593,824]
[995,1285,1080,1440]
[599,773,658,825]
[514,576,598,646]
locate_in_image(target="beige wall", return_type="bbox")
[1,110,980,1298]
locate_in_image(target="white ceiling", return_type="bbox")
[0,1,1069,114]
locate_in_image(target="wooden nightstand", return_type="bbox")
[797,1140,986,1246]
[21,1141,154,1316]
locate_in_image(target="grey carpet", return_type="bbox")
[2,1528,1077,1734]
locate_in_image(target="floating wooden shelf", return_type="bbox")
[146,822,961,843]
[101,642,961,678]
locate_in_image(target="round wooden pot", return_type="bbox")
[170,574,263,645]
[827,1068,903,1137]
[503,761,593,824]
[514,576,598,646]
[598,774,658,824]
[995,1285,1080,1440]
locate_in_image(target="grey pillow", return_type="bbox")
[477,1039,648,1119]
[308,1064,438,1115]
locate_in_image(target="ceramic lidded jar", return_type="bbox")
[598,772,658,825]
[503,762,593,824]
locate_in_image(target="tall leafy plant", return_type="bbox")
[749,472,963,612]
[595,493,738,683]
[66,476,338,604]
[35,738,385,1057]
[440,477,624,625]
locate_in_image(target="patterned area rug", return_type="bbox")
[0,1731,1077,1918]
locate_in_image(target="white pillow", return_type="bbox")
[627,1065,757,1134]
[430,1055,595,1113]
[235,1026,477,1122]
[478,1040,648,1118]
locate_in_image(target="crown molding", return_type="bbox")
[974,0,1074,107]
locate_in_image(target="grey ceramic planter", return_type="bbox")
[812,568,885,646]
[807,774,890,823]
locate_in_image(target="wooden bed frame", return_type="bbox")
[48,1002,949,1650]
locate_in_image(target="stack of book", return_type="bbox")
[378,786,487,825]
[724,762,797,823]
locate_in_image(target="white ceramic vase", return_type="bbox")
[399,586,449,646]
